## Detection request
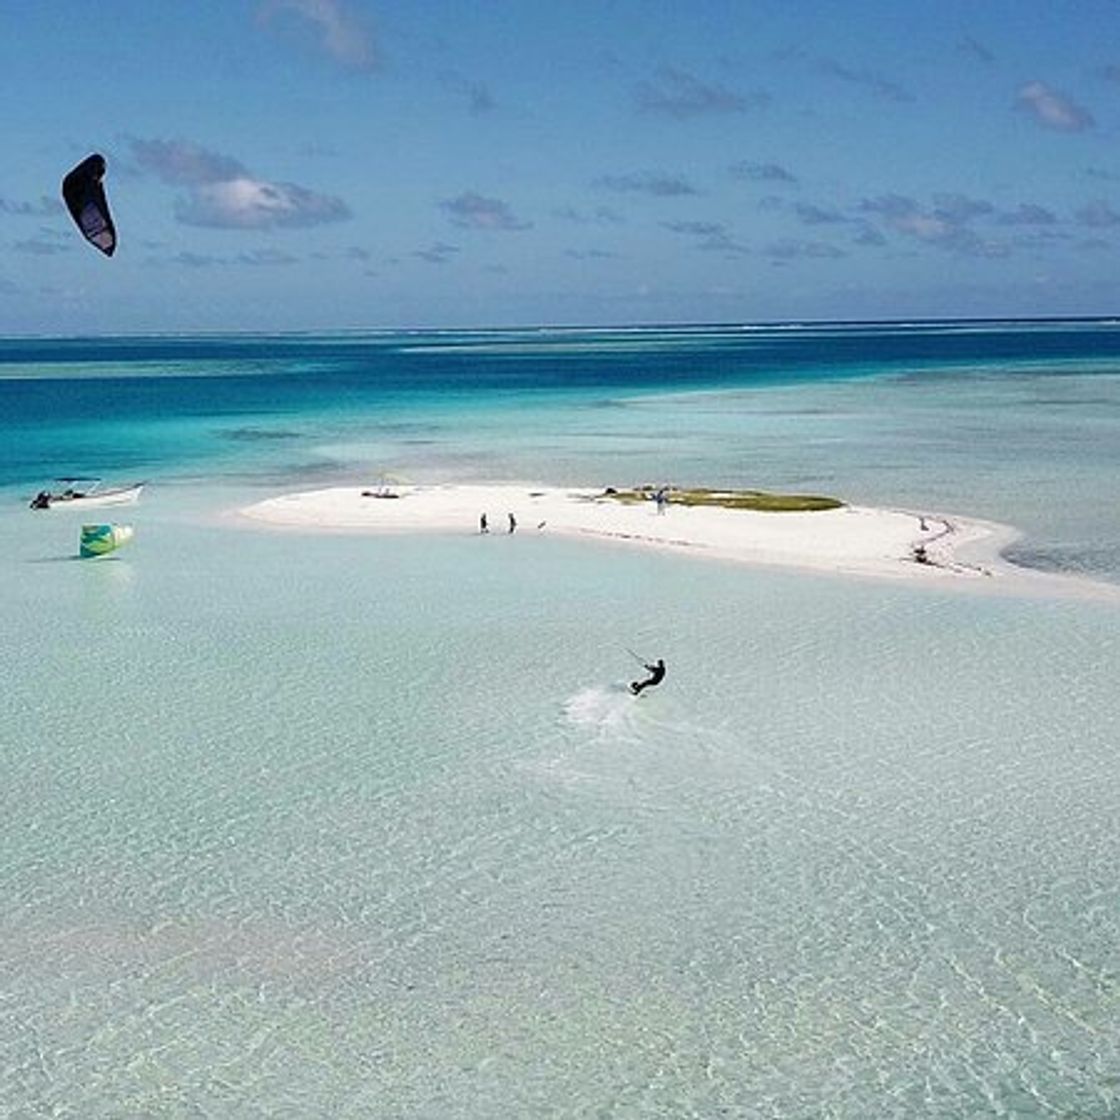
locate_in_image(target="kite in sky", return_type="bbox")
[62,153,117,257]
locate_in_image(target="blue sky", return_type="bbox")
[3,0,1120,332]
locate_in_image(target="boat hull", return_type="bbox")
[31,483,145,509]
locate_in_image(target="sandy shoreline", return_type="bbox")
[232,482,1120,600]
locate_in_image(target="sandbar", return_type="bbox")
[234,482,1120,599]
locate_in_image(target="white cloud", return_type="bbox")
[860,194,1007,256]
[133,139,350,230]
[176,177,350,229]
[1016,81,1094,132]
[259,0,379,72]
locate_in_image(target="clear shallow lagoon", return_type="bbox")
[3,323,1120,1116]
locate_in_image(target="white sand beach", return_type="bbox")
[236,482,1093,593]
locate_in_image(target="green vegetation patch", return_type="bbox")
[601,487,844,513]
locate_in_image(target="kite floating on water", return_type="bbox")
[79,523,133,558]
[62,154,116,256]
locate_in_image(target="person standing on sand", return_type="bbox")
[480,513,489,534]
[508,512,517,533]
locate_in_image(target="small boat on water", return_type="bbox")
[29,478,145,510]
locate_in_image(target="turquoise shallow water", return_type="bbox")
[3,324,1120,1116]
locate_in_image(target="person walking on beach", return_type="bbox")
[630,658,666,696]
[655,487,668,515]
[480,512,489,534]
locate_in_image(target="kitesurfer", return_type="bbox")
[630,658,666,695]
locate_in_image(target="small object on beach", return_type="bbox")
[480,512,489,534]
[537,521,546,530]
[912,543,930,565]
[79,523,133,558]
[508,512,517,533]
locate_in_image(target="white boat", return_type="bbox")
[29,478,145,510]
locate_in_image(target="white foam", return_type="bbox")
[562,683,640,740]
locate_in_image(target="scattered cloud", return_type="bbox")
[440,192,530,230]
[1086,166,1120,182]
[852,224,887,247]
[594,172,699,197]
[729,162,797,184]
[818,58,914,102]
[166,252,224,268]
[763,239,846,261]
[663,220,725,237]
[1103,64,1120,84]
[661,220,747,255]
[860,194,1008,256]
[132,139,247,185]
[749,185,1063,259]
[236,248,299,266]
[13,236,71,255]
[177,178,350,229]
[553,205,624,225]
[996,203,1058,226]
[1076,199,1120,227]
[414,241,460,264]
[929,193,994,223]
[258,0,380,72]
[793,202,847,225]
[861,195,951,239]
[156,244,372,268]
[150,247,315,268]
[1015,80,1094,132]
[636,65,767,117]
[0,196,63,217]
[959,37,994,64]
[565,248,618,260]
[132,138,350,230]
[442,71,496,114]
